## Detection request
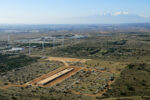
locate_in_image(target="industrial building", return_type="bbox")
[37,68,74,85]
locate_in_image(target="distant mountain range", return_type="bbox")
[66,12,150,24]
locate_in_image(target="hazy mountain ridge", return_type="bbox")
[70,13,150,24]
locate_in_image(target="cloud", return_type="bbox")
[99,11,150,19]
[99,12,107,16]
[112,11,129,16]
[139,15,150,18]
[99,11,129,16]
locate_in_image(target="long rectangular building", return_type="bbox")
[37,68,74,85]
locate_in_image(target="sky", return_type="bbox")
[0,0,150,24]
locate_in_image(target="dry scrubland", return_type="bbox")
[0,60,64,86]
[0,31,150,100]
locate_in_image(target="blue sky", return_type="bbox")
[0,0,150,24]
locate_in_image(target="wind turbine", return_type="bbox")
[42,37,45,51]
[7,34,10,43]
[62,36,64,47]
[53,37,55,49]
[28,39,31,55]
[7,34,10,48]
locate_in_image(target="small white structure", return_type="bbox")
[37,68,74,85]
[4,47,24,53]
[11,48,24,51]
